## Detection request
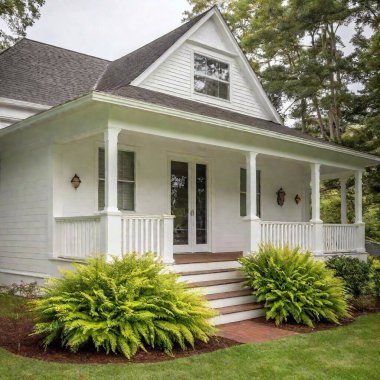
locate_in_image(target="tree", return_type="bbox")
[185,0,379,240]
[0,0,45,50]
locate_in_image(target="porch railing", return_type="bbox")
[260,221,313,251]
[323,224,358,253]
[54,216,101,259]
[121,214,175,262]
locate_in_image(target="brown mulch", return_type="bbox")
[1,297,378,364]
[0,316,238,364]
[253,298,380,333]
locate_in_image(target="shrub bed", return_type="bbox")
[31,253,216,358]
[239,245,350,327]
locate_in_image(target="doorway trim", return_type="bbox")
[167,152,212,253]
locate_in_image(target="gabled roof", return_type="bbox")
[0,39,109,106]
[96,9,211,91]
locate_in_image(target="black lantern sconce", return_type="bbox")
[295,194,301,204]
[71,174,81,190]
[276,187,286,206]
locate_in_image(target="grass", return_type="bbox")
[0,296,379,380]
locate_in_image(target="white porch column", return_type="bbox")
[245,152,261,254]
[355,170,365,253]
[310,163,324,255]
[100,126,122,259]
[340,177,348,224]
[161,215,175,264]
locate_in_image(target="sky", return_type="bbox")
[25,0,191,60]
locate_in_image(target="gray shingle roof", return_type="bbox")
[95,10,208,91]
[0,39,109,106]
[98,85,321,142]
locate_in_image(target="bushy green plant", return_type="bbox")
[325,256,372,297]
[239,245,350,327]
[31,254,216,358]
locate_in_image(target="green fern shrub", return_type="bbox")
[31,254,216,358]
[239,245,350,327]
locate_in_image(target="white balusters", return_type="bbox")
[260,222,313,251]
[323,224,358,253]
[121,215,174,262]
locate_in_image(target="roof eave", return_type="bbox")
[92,91,380,167]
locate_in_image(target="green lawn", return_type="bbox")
[0,311,378,380]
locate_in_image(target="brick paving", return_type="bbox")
[218,319,298,343]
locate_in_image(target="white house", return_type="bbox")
[0,7,379,324]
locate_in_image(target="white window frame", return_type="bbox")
[240,167,261,218]
[191,50,231,103]
[97,145,137,212]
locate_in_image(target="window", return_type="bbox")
[194,53,230,100]
[98,148,135,211]
[240,168,261,217]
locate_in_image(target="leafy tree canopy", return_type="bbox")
[0,0,45,50]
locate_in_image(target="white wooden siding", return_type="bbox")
[0,147,50,273]
[140,42,270,120]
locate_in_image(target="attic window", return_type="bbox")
[194,53,230,100]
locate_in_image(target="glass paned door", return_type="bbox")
[171,161,189,247]
[171,160,209,253]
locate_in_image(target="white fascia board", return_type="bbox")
[131,9,216,86]
[0,97,51,112]
[92,91,380,166]
[0,94,93,138]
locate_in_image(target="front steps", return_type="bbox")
[174,254,264,325]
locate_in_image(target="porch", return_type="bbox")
[51,112,366,263]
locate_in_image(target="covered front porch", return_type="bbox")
[52,121,366,264]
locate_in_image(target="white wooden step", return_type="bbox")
[189,279,247,295]
[172,260,241,273]
[211,308,265,325]
[208,294,257,308]
[178,269,244,283]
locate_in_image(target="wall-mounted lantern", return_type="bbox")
[295,194,301,204]
[71,174,81,189]
[276,187,286,206]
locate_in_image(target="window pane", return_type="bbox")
[98,179,105,210]
[206,58,219,79]
[118,182,134,210]
[194,54,207,75]
[194,75,207,94]
[240,193,247,217]
[240,168,246,192]
[218,61,229,81]
[219,82,229,100]
[171,161,189,245]
[98,148,105,179]
[196,164,207,244]
[118,151,134,181]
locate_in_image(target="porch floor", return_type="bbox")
[173,252,242,264]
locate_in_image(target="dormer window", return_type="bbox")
[194,53,230,100]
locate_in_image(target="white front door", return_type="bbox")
[170,160,209,253]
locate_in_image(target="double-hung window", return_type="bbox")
[98,148,135,211]
[194,53,230,100]
[240,168,261,217]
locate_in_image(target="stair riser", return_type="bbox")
[208,295,257,308]
[210,308,265,325]
[193,282,246,295]
[178,270,244,283]
[172,261,241,273]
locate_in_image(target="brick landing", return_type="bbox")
[218,319,298,343]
